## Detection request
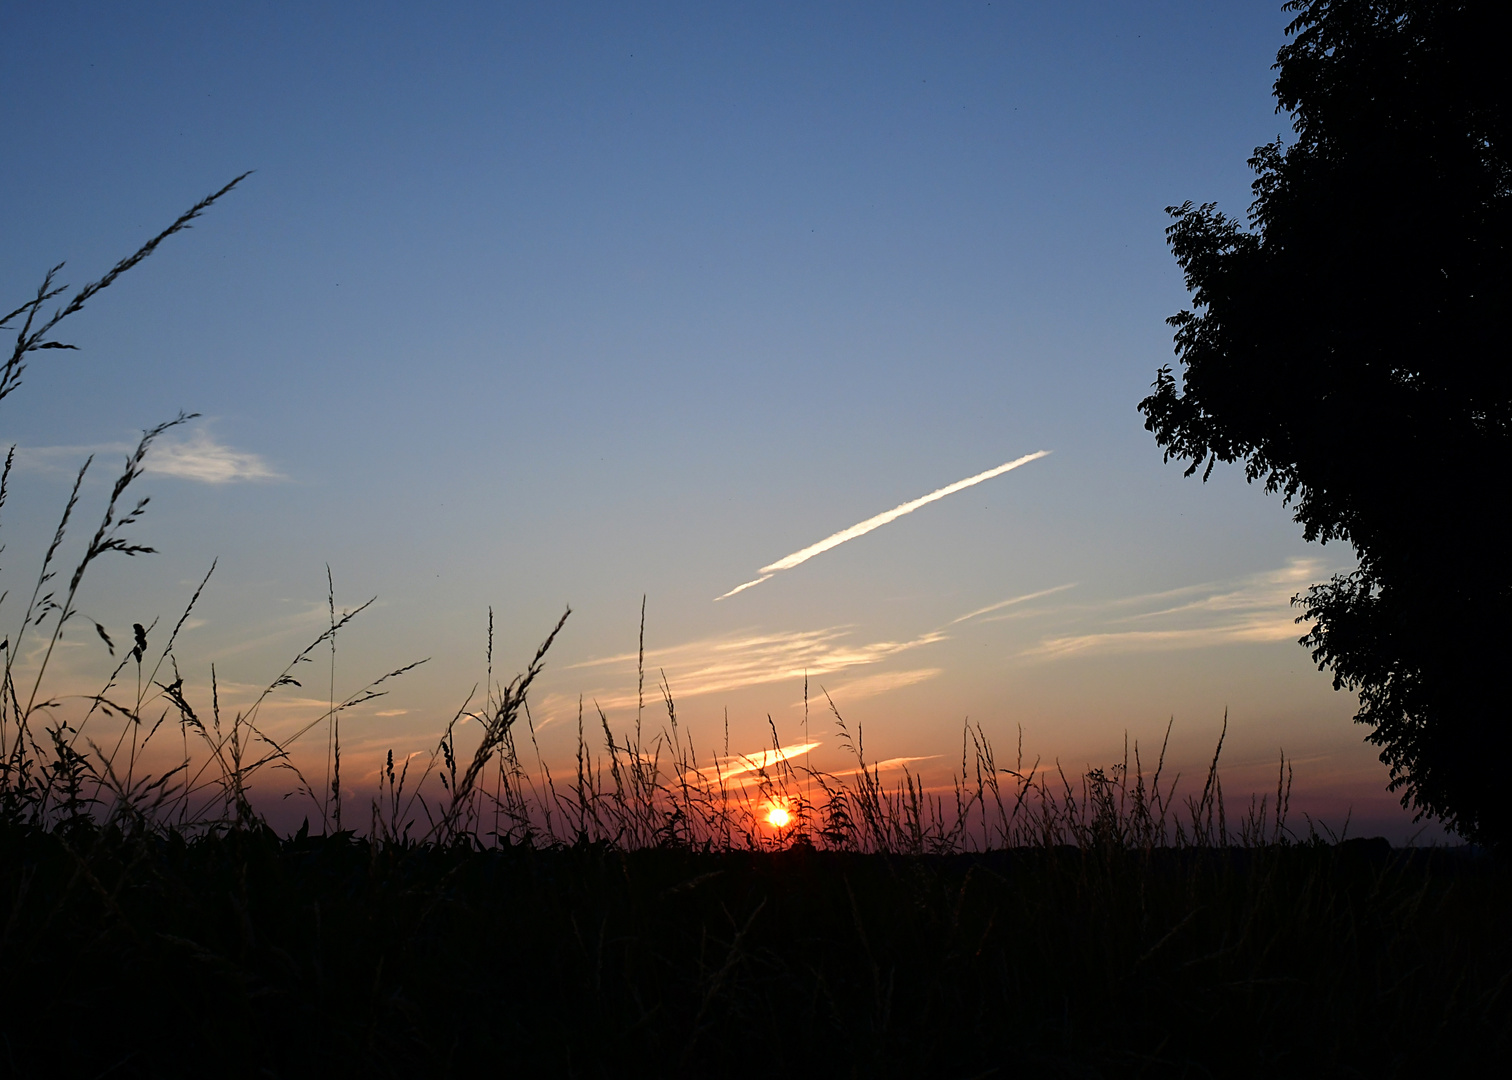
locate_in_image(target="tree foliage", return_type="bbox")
[1139,1,1510,843]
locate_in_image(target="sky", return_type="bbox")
[0,2,1434,840]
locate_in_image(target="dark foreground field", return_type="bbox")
[1,824,1505,1079]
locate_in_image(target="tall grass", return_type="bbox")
[0,435,1288,858]
[1,186,1507,1078]
[0,177,1331,858]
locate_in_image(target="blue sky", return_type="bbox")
[0,3,1427,838]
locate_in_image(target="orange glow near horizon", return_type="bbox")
[764,804,791,828]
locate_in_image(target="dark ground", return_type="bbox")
[1,825,1505,1078]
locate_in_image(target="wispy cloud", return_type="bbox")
[949,582,1078,625]
[553,625,947,713]
[547,561,1322,722]
[12,427,279,484]
[716,451,1050,600]
[145,429,279,483]
[1026,558,1328,658]
[198,599,346,663]
[809,667,942,704]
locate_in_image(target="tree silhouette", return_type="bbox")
[1139,1,1510,844]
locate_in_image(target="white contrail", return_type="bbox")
[715,450,1050,600]
[949,582,1078,624]
[715,575,773,601]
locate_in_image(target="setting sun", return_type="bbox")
[764,805,791,828]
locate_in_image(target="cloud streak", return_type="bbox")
[1025,558,1329,658]
[716,451,1050,600]
[547,624,946,716]
[713,740,821,782]
[806,667,943,703]
[949,582,1078,625]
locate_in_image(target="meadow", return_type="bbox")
[3,584,1508,1078]
[2,189,1509,1077]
